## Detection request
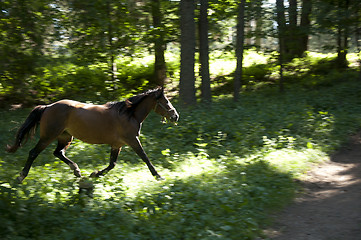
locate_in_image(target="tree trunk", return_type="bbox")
[179,0,196,105]
[253,0,263,50]
[234,0,245,101]
[276,0,286,92]
[336,27,347,68]
[107,1,117,88]
[285,0,298,59]
[151,0,167,86]
[289,0,298,28]
[199,0,211,102]
[255,16,263,50]
[255,19,262,50]
[300,0,311,55]
[356,16,361,80]
[336,0,349,68]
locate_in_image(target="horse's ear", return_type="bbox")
[125,99,132,108]
[156,86,164,98]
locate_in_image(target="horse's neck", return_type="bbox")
[133,97,156,123]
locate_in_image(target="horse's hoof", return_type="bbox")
[90,170,99,178]
[16,176,24,184]
[155,175,165,181]
[16,172,26,183]
[74,169,82,178]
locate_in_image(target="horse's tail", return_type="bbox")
[6,105,47,153]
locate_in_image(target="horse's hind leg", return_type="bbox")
[18,139,52,183]
[53,132,81,177]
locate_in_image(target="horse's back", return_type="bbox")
[41,99,90,123]
[51,99,90,109]
[41,100,121,144]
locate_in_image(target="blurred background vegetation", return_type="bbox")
[1,0,360,105]
[1,0,361,239]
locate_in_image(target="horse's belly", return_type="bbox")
[66,113,118,145]
[68,128,110,144]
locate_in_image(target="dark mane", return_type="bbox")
[106,88,162,116]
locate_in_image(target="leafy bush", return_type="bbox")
[19,63,110,104]
[0,56,158,106]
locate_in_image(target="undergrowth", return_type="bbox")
[1,72,361,239]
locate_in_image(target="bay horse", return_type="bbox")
[7,87,179,183]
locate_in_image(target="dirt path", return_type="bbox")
[263,134,361,240]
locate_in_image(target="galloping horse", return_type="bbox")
[7,87,179,183]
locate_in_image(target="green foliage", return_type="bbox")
[114,56,154,94]
[281,52,360,88]
[243,64,271,82]
[1,73,361,239]
[2,57,158,105]
[29,64,110,103]
[0,0,55,101]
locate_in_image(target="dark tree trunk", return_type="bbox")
[356,20,361,80]
[179,0,196,105]
[151,0,167,86]
[289,0,298,27]
[288,0,298,58]
[199,0,211,102]
[234,0,245,101]
[276,0,286,92]
[336,26,347,67]
[107,1,117,88]
[300,0,312,55]
[254,0,263,50]
[336,0,349,68]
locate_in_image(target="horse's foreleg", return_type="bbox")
[128,137,163,180]
[91,147,120,177]
[54,133,81,177]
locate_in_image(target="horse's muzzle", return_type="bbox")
[170,112,179,122]
[168,109,179,123]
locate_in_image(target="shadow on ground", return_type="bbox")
[263,133,361,240]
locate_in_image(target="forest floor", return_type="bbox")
[262,133,361,240]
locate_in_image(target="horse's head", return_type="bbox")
[154,87,179,123]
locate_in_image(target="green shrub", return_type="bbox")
[243,64,271,82]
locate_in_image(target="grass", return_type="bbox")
[1,70,361,239]
[1,50,361,239]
